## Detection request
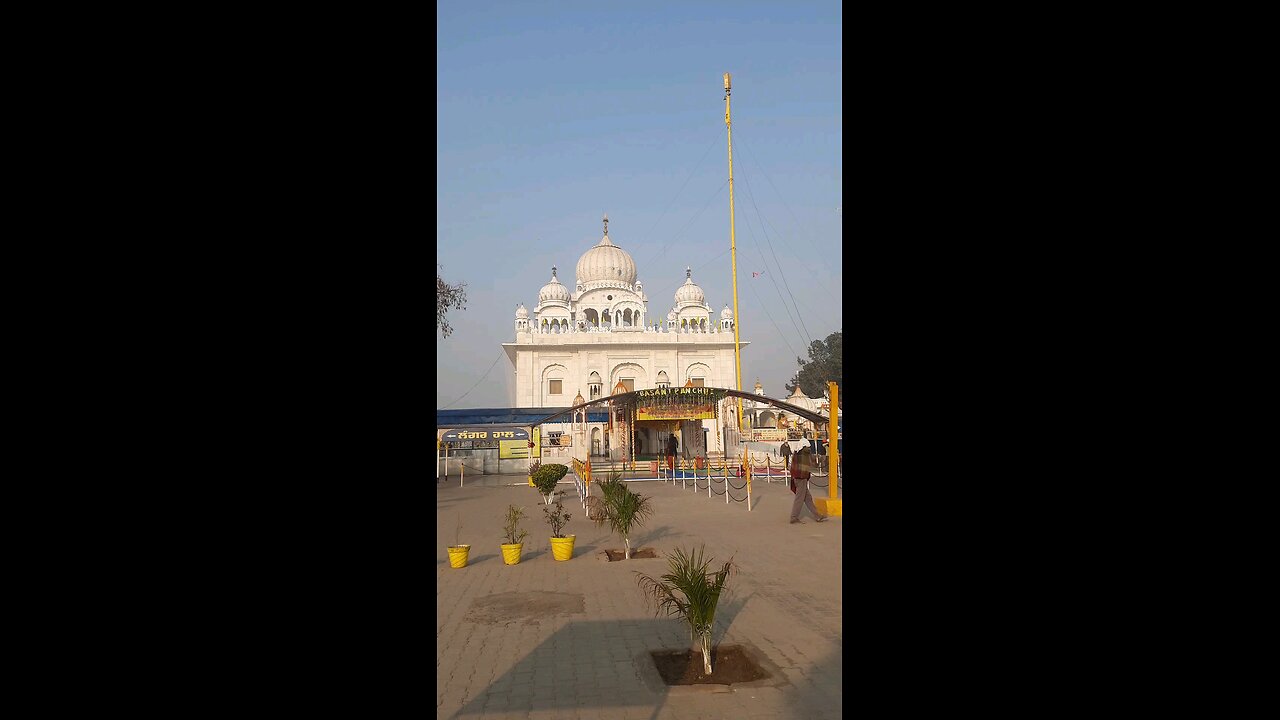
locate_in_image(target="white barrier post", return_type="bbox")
[460,459,464,488]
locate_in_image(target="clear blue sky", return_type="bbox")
[437,1,842,408]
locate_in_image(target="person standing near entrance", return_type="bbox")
[780,441,792,470]
[789,446,827,524]
[665,433,678,472]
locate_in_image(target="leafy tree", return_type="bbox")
[437,265,467,338]
[786,331,841,398]
[635,545,736,675]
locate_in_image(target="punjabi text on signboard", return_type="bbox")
[440,427,530,442]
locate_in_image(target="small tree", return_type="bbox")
[437,265,467,338]
[786,330,842,398]
[593,476,653,559]
[543,499,572,538]
[635,545,736,675]
[501,505,528,545]
[533,463,569,504]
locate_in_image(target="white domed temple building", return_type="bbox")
[503,216,748,460]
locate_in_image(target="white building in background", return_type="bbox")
[503,216,748,460]
[743,378,826,438]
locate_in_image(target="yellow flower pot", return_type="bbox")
[447,544,470,568]
[549,535,576,561]
[500,543,524,565]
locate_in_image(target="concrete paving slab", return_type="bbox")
[437,470,842,720]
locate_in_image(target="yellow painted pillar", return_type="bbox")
[815,381,842,517]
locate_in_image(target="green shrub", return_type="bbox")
[543,499,572,538]
[533,463,569,498]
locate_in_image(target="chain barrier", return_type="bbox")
[653,453,764,510]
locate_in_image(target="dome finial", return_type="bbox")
[603,213,608,236]
[551,265,557,279]
[686,266,692,279]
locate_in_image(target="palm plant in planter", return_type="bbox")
[532,463,569,505]
[543,499,574,561]
[527,460,541,488]
[635,545,736,675]
[500,504,529,565]
[593,475,654,559]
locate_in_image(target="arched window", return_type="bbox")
[686,363,711,387]
[543,364,567,399]
[610,363,647,392]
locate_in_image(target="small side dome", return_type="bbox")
[720,304,733,319]
[674,267,706,305]
[516,303,529,319]
[538,266,570,303]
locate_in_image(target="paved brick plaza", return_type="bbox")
[436,471,843,720]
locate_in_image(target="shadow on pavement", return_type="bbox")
[453,619,674,718]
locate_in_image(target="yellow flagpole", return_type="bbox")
[725,72,744,433]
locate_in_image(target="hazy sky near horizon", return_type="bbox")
[437,1,842,409]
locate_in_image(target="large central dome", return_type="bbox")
[576,217,637,289]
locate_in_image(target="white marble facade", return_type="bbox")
[502,216,748,458]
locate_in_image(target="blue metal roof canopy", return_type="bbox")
[436,407,609,427]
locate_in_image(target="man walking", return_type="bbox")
[789,446,827,524]
[780,441,792,471]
